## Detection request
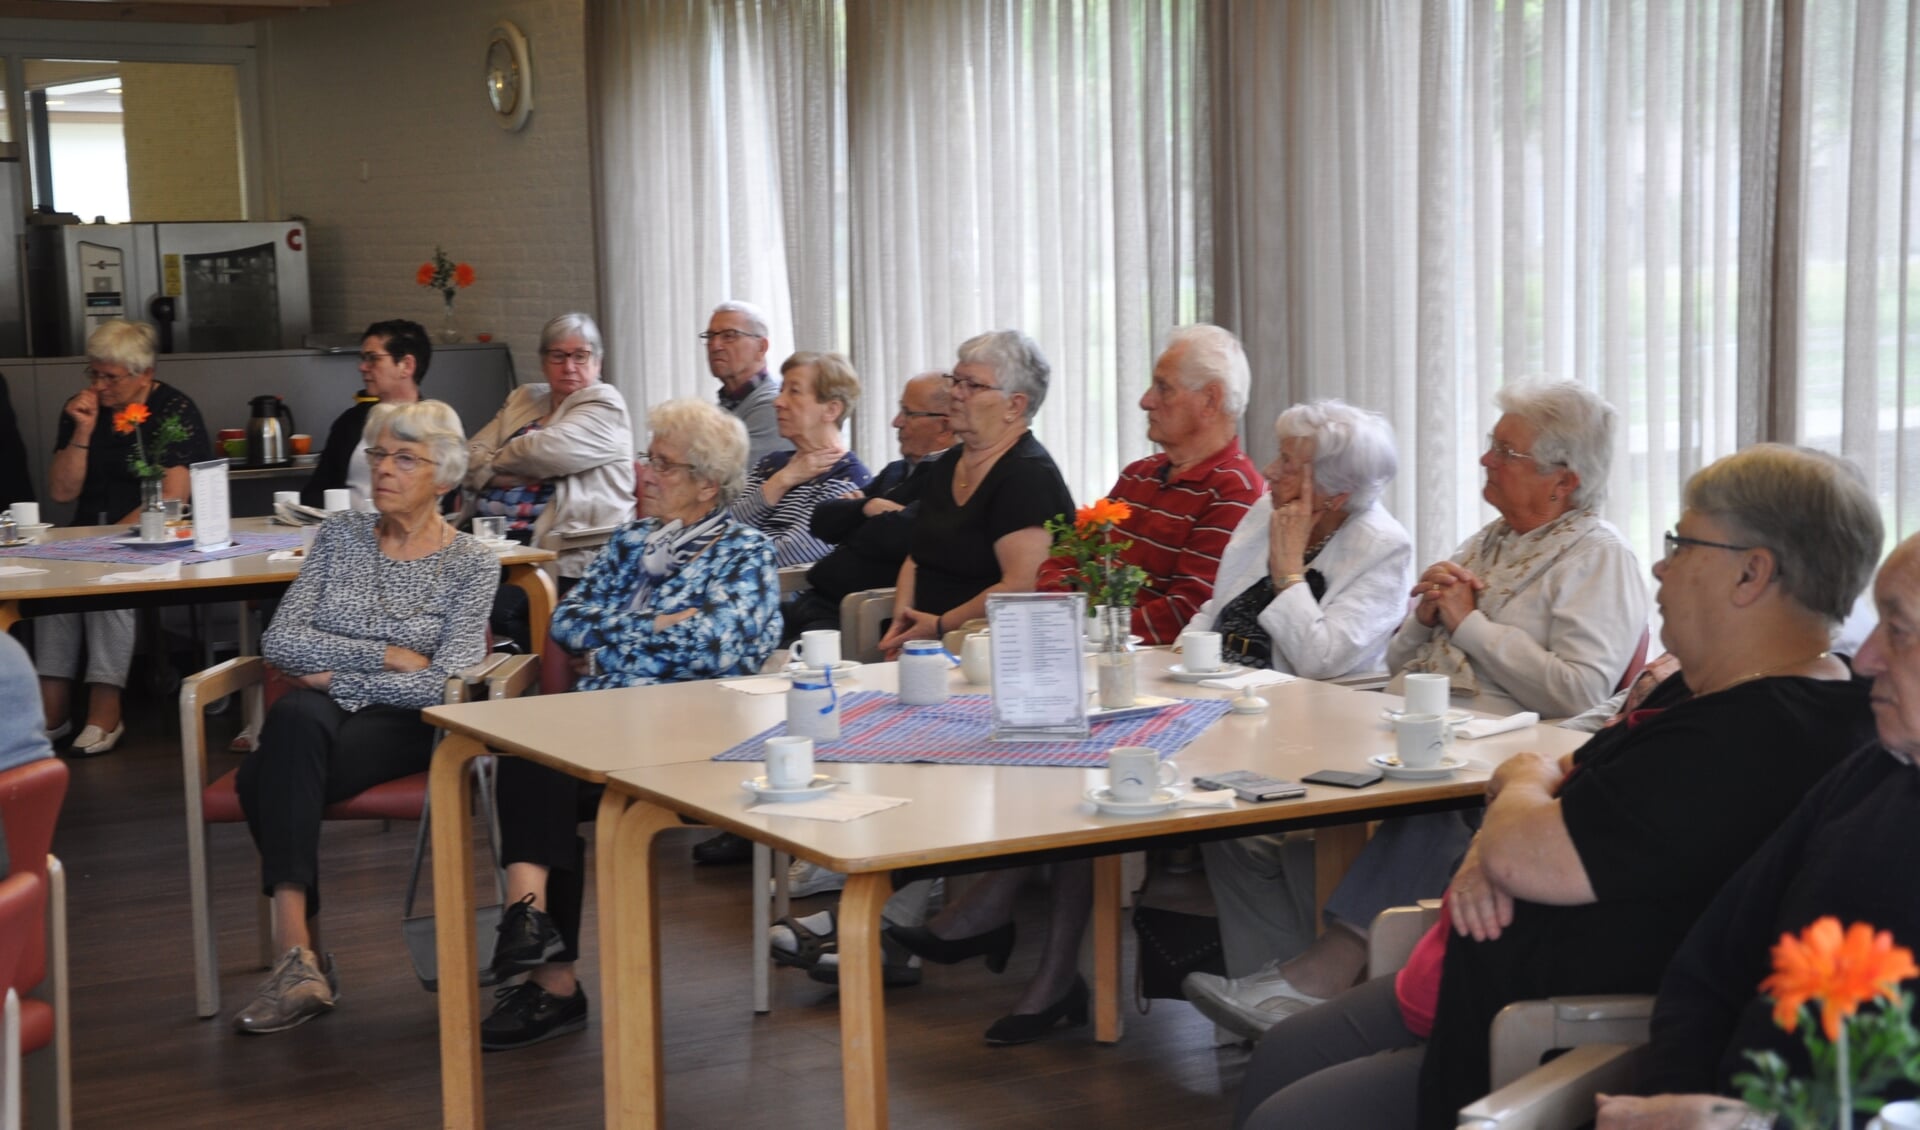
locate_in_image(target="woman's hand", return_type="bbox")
[1594,1094,1757,1130]
[1268,470,1315,579]
[863,497,905,517]
[1412,561,1484,630]
[878,607,941,659]
[294,671,333,690]
[653,608,698,631]
[383,645,431,673]
[1448,840,1515,942]
[64,388,100,434]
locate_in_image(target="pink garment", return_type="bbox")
[1393,898,1451,1039]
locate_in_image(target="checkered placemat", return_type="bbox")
[0,531,304,567]
[712,691,1233,768]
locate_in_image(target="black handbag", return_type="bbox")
[1131,901,1226,1012]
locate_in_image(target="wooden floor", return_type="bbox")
[53,684,1250,1128]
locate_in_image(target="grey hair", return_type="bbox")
[365,399,468,489]
[648,398,751,506]
[956,329,1052,419]
[710,299,770,340]
[1275,400,1400,512]
[1683,443,1882,625]
[86,319,157,375]
[1493,378,1618,509]
[1163,324,1250,417]
[540,312,604,359]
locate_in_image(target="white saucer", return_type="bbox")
[475,537,514,549]
[779,660,862,680]
[13,524,49,533]
[1166,663,1247,683]
[112,533,190,548]
[743,774,842,801]
[1087,694,1177,723]
[1082,634,1144,654]
[1085,785,1185,816]
[1381,707,1474,727]
[1368,753,1467,781]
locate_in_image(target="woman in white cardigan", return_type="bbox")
[462,312,636,588]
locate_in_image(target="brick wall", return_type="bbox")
[258,0,595,381]
[121,61,244,222]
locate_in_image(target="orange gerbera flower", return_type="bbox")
[113,402,150,434]
[1074,497,1132,532]
[452,263,476,288]
[1761,917,1919,1041]
[416,263,436,286]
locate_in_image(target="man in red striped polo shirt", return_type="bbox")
[1040,324,1264,643]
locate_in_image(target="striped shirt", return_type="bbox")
[730,449,874,567]
[1039,440,1263,645]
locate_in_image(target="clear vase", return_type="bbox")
[436,296,463,344]
[138,479,167,541]
[1095,604,1136,709]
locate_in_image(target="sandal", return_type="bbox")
[770,910,836,970]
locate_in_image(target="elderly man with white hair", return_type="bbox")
[702,300,792,468]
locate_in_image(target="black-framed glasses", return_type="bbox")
[638,451,694,476]
[542,348,596,366]
[697,329,762,344]
[358,351,393,365]
[1484,433,1559,466]
[1663,530,1757,562]
[364,448,438,474]
[943,371,999,396]
[897,407,946,419]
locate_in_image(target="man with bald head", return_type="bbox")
[703,300,792,468]
[781,372,957,641]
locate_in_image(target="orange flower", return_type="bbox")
[1762,917,1919,1041]
[416,263,436,286]
[452,263,476,288]
[1074,497,1133,532]
[113,403,150,434]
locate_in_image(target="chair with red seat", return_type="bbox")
[179,653,519,1018]
[0,760,67,1130]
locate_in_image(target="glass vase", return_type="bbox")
[436,296,463,344]
[138,478,167,541]
[1095,604,1136,709]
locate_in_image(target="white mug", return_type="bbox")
[961,632,992,686]
[764,735,815,790]
[1179,630,1224,673]
[272,491,299,509]
[790,629,842,671]
[1108,745,1180,802]
[1085,604,1111,644]
[1403,672,1452,717]
[322,488,352,513]
[1873,1102,1920,1130]
[1395,713,1450,769]
[9,502,38,526]
[473,516,508,541]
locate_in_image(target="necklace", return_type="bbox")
[375,518,453,620]
[1709,649,1833,696]
[1302,513,1348,564]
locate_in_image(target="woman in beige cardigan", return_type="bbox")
[463,312,635,595]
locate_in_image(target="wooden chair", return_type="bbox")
[0,871,42,1130]
[178,653,519,1018]
[0,760,69,1130]
[839,587,896,663]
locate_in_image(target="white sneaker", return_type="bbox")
[69,723,125,757]
[1181,962,1327,1041]
[771,860,847,898]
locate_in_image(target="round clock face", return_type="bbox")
[487,37,520,115]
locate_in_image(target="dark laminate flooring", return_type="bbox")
[54,687,1249,1128]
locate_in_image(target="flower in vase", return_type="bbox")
[1764,917,1918,1042]
[113,402,150,433]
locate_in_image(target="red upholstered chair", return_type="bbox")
[179,653,517,1018]
[0,760,67,1130]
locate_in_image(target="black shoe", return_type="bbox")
[983,976,1089,1046]
[491,894,565,978]
[805,934,923,989]
[479,981,588,1051]
[885,922,1017,973]
[692,831,753,865]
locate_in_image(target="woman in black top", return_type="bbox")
[36,320,210,756]
[877,329,1073,656]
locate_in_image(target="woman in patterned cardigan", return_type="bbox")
[481,398,779,1050]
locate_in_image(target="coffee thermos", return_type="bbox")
[245,394,296,467]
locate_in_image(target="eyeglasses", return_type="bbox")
[698,329,762,345]
[358,352,393,365]
[897,407,946,419]
[364,448,438,474]
[1663,530,1758,563]
[542,348,596,366]
[84,367,133,384]
[637,451,694,476]
[943,371,1000,396]
[1485,434,1560,466]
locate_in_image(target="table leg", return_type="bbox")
[430,733,487,1129]
[506,565,558,656]
[593,789,632,1127]
[611,799,683,1129]
[1314,823,1370,935]
[837,871,891,1130]
[752,842,771,1014]
[1092,854,1124,1043]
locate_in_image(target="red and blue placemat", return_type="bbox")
[0,531,304,567]
[712,691,1233,768]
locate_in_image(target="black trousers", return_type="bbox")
[496,756,604,963]
[234,688,434,915]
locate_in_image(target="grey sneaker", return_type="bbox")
[234,946,337,1034]
[1181,961,1326,1041]
[773,860,848,899]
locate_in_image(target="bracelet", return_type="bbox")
[1279,572,1306,589]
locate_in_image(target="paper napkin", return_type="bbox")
[1454,711,1540,740]
[95,562,182,584]
[0,566,49,578]
[1198,669,1296,692]
[747,791,910,822]
[721,676,793,696]
[1176,787,1239,809]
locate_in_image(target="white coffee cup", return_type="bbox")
[790,629,842,671]
[764,735,815,790]
[1180,630,1224,673]
[961,631,992,685]
[1403,672,1451,717]
[1874,1101,1920,1130]
[1107,746,1180,803]
[272,491,299,508]
[1085,604,1111,644]
[322,488,352,513]
[473,516,508,541]
[299,525,318,557]
[9,502,38,526]
[1395,713,1451,769]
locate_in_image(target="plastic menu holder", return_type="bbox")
[987,591,1090,742]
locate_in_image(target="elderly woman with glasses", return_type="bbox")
[232,400,496,1035]
[301,319,431,510]
[462,312,636,588]
[480,398,779,1051]
[876,329,1075,657]
[1187,378,1649,1045]
[37,319,211,756]
[728,351,872,567]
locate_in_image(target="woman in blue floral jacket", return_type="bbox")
[482,398,778,1050]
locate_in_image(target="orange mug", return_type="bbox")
[290,434,313,455]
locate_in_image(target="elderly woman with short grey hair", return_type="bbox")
[877,329,1075,655]
[232,398,496,1036]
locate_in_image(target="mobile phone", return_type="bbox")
[1302,768,1384,789]
[1191,770,1307,803]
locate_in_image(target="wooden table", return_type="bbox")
[424,654,1588,1128]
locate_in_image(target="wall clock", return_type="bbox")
[486,20,533,131]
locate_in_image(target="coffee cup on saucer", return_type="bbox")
[1394,713,1450,769]
[1403,672,1451,717]
[1179,630,1223,673]
[790,629,842,671]
[764,735,816,790]
[1108,745,1179,803]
